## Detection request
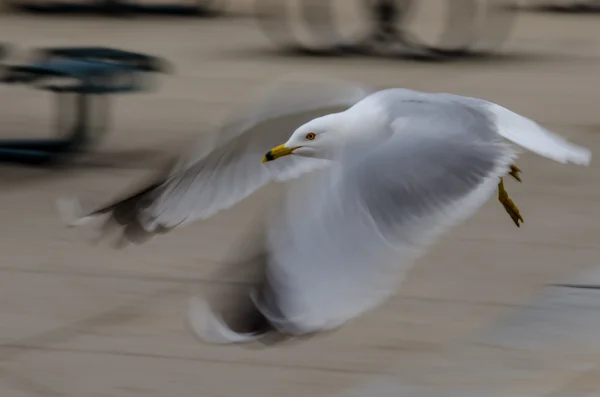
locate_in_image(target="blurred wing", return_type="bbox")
[484,102,591,165]
[261,101,517,334]
[139,74,371,230]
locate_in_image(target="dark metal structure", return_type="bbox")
[0,44,9,61]
[8,0,225,16]
[511,0,600,13]
[0,47,168,166]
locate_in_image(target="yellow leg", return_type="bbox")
[498,175,524,228]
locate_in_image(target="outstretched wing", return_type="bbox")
[58,74,371,235]
[483,101,591,166]
[136,74,371,230]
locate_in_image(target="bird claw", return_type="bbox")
[498,177,524,227]
[509,164,522,183]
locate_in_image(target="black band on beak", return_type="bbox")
[264,151,275,162]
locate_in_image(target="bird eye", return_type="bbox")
[305,132,316,140]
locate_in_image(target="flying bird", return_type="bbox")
[57,74,591,345]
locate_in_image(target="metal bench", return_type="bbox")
[0,46,168,166]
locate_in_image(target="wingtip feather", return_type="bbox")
[568,145,592,166]
[487,103,592,166]
[55,197,96,227]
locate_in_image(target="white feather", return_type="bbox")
[55,197,96,227]
[486,102,591,166]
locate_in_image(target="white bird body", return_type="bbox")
[259,90,520,335]
[58,75,591,344]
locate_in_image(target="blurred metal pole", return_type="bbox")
[366,0,413,42]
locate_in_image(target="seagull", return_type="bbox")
[57,74,591,345]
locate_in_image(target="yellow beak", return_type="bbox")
[262,144,297,163]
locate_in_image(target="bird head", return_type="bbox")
[262,113,346,163]
[262,99,391,164]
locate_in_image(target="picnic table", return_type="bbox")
[0,46,168,166]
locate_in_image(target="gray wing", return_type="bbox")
[260,98,518,335]
[136,74,371,230]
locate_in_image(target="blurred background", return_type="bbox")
[0,0,599,396]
